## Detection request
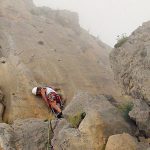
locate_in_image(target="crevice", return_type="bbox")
[103,94,119,107]
[46,119,63,150]
[101,137,108,150]
[104,95,138,137]
[135,127,150,140]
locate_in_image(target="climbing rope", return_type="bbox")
[47,119,54,150]
[46,101,64,150]
[47,118,61,150]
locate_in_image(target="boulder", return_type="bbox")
[0,119,51,150]
[105,133,137,150]
[12,119,49,150]
[105,133,149,150]
[52,92,134,150]
[0,123,16,150]
[129,99,150,137]
[52,119,90,150]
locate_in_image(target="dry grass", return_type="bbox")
[67,112,86,128]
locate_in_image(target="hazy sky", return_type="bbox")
[33,0,150,46]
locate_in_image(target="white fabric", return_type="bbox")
[45,87,56,95]
[32,87,37,95]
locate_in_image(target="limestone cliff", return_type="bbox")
[110,21,150,104]
[0,0,121,122]
[110,21,150,138]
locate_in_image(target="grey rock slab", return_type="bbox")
[129,99,150,137]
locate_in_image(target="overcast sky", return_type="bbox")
[33,0,150,46]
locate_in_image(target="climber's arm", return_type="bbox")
[41,88,50,108]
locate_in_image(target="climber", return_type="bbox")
[32,86,63,118]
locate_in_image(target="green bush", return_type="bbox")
[67,112,86,128]
[118,102,133,120]
[114,34,128,48]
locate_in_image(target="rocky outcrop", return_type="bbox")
[0,123,16,149]
[0,119,50,150]
[129,99,150,137]
[105,133,150,150]
[109,21,150,150]
[110,21,150,104]
[110,21,150,140]
[0,92,137,150]
[51,92,134,150]
[105,133,138,150]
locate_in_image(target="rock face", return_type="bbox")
[0,119,49,150]
[51,92,134,150]
[110,21,150,104]
[129,99,150,137]
[0,0,123,122]
[0,123,16,150]
[110,21,150,139]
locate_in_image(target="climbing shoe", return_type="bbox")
[56,112,63,118]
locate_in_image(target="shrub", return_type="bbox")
[118,102,133,120]
[67,112,86,128]
[114,34,128,48]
